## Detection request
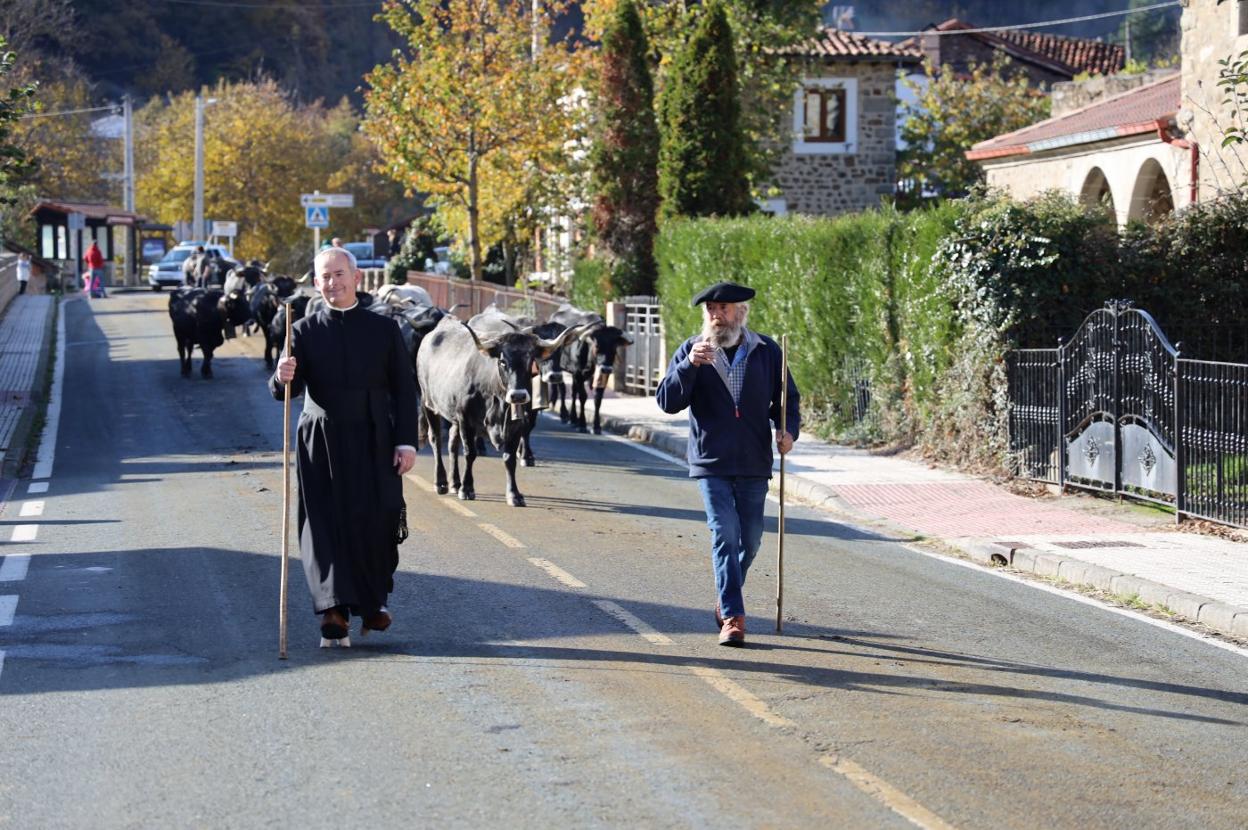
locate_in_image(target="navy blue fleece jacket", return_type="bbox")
[656,329,800,479]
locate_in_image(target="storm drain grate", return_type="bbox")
[1050,540,1145,549]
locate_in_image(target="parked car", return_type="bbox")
[344,242,387,270]
[147,242,236,291]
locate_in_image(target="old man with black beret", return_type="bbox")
[656,281,800,646]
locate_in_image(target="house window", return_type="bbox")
[40,225,55,259]
[792,77,858,155]
[803,87,847,143]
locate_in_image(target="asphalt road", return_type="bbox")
[1,292,1245,829]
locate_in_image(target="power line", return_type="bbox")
[20,105,116,120]
[159,0,380,8]
[858,2,1182,38]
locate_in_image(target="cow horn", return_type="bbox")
[536,322,590,353]
[578,321,605,342]
[460,321,500,355]
[296,270,311,284]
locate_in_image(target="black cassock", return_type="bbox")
[269,303,420,616]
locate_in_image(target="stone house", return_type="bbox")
[907,18,1125,85]
[969,0,1248,224]
[763,29,919,217]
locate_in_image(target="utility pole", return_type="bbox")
[193,91,205,241]
[123,96,135,284]
[1125,17,1133,65]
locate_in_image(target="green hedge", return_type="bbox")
[655,205,964,442]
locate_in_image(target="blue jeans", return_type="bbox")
[696,476,769,619]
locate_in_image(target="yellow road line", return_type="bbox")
[405,473,437,493]
[690,666,796,728]
[819,756,958,830]
[478,523,526,549]
[441,499,477,518]
[592,599,673,645]
[527,557,586,588]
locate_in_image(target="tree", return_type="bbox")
[365,0,580,280]
[584,0,820,195]
[657,1,752,221]
[1116,0,1180,66]
[591,0,660,297]
[899,57,1051,200]
[135,79,404,273]
[11,72,118,204]
[0,36,36,204]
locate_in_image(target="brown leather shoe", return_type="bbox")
[320,607,349,640]
[361,607,392,635]
[718,615,746,647]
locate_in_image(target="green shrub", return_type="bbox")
[569,257,612,314]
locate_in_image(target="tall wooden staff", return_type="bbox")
[278,311,293,659]
[776,334,789,634]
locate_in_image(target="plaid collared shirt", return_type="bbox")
[714,340,749,416]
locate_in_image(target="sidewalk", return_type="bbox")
[0,294,56,479]
[589,392,1248,642]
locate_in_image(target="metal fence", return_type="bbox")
[618,295,665,395]
[1007,300,1248,529]
[403,271,565,322]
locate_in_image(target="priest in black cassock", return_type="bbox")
[270,246,420,643]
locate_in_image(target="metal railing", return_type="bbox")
[618,295,665,395]
[1007,300,1248,529]
[404,271,565,322]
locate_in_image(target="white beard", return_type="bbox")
[702,319,743,349]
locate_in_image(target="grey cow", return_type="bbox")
[417,314,583,506]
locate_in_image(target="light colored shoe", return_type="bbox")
[714,603,723,631]
[718,615,746,647]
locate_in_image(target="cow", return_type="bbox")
[417,315,584,506]
[375,283,435,308]
[550,304,634,434]
[249,277,300,368]
[168,287,226,378]
[269,292,313,366]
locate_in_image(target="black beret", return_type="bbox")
[692,281,755,306]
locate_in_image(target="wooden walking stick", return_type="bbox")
[278,311,293,659]
[776,334,789,634]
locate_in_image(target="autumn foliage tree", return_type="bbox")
[365,0,580,281]
[899,57,1051,200]
[590,0,660,297]
[0,37,37,204]
[658,1,752,220]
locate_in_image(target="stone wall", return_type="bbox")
[1181,0,1248,199]
[1051,69,1179,118]
[766,62,897,217]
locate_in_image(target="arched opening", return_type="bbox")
[1127,159,1175,224]
[1079,167,1116,221]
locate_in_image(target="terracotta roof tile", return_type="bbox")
[907,19,1125,78]
[783,28,921,61]
[968,74,1180,160]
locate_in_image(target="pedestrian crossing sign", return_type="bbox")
[305,206,330,228]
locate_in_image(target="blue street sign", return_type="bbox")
[305,206,330,228]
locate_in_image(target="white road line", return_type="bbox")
[592,599,673,645]
[478,523,525,549]
[441,499,477,518]
[903,544,1248,661]
[0,650,5,682]
[10,525,38,543]
[690,666,795,728]
[31,298,68,481]
[527,557,587,588]
[0,554,30,582]
[405,473,437,493]
[819,755,958,830]
[19,501,44,518]
[0,595,16,626]
[27,482,48,495]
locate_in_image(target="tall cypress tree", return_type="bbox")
[657,1,752,221]
[590,0,661,297]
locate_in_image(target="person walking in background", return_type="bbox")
[15,253,31,295]
[656,281,800,647]
[84,240,106,298]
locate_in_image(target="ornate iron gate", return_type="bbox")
[1009,300,1248,528]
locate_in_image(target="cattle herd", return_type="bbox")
[166,265,634,507]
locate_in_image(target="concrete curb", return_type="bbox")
[592,406,1248,643]
[1,297,57,480]
[958,540,1248,640]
